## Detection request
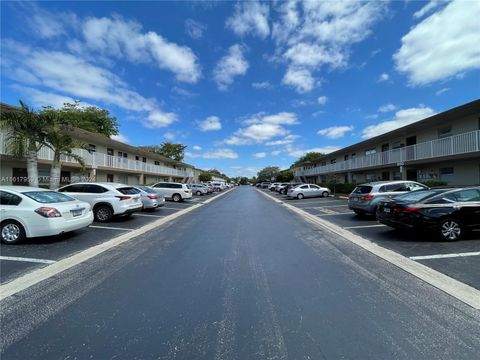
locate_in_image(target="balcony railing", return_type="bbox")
[295,130,480,177]
[0,134,193,178]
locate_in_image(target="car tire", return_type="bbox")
[172,194,182,202]
[439,219,463,241]
[1,220,26,244]
[353,210,365,216]
[297,193,304,200]
[196,191,202,196]
[322,191,329,197]
[94,205,113,222]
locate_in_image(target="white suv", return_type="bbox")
[151,182,192,202]
[57,182,143,222]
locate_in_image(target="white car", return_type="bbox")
[151,182,192,202]
[287,184,331,199]
[0,186,93,244]
[57,182,143,222]
[188,184,208,196]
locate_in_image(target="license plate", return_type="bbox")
[383,208,391,213]
[71,209,83,217]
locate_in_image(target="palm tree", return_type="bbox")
[0,101,49,187]
[42,111,86,190]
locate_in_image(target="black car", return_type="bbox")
[376,187,480,241]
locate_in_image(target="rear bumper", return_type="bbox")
[30,212,94,237]
[348,202,375,213]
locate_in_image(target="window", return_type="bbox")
[107,174,114,182]
[142,157,147,163]
[107,148,114,156]
[117,187,141,195]
[405,182,428,191]
[351,153,356,159]
[454,189,480,202]
[88,144,96,153]
[439,167,454,182]
[427,192,457,204]
[365,148,377,156]
[300,185,309,189]
[118,151,128,158]
[438,126,452,139]
[353,186,372,194]
[84,185,108,193]
[344,154,349,161]
[22,191,75,203]
[0,191,22,205]
[321,161,326,166]
[310,185,320,189]
[330,159,336,164]
[154,161,160,165]
[135,156,140,161]
[58,184,85,192]
[154,183,167,188]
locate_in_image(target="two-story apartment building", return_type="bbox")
[294,99,480,186]
[0,103,196,186]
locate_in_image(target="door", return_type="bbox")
[406,169,418,181]
[12,168,28,185]
[381,144,389,164]
[406,136,416,160]
[454,189,480,228]
[309,185,321,197]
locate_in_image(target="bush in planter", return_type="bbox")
[423,180,448,188]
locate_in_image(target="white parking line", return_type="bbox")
[133,213,166,218]
[0,256,56,264]
[289,200,346,205]
[300,205,349,210]
[344,224,387,230]
[89,225,134,231]
[410,252,480,261]
[162,207,189,211]
[315,212,354,217]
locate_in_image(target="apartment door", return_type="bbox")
[381,143,389,164]
[406,169,418,181]
[382,171,390,181]
[406,136,416,160]
[12,168,28,185]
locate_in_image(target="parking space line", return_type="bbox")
[344,224,387,230]
[133,213,166,218]
[315,212,353,217]
[162,207,190,211]
[0,256,56,264]
[89,225,134,231]
[410,252,480,261]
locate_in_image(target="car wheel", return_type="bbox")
[439,219,463,241]
[94,205,113,222]
[196,191,202,196]
[297,193,304,200]
[172,194,182,202]
[1,220,26,244]
[322,191,329,197]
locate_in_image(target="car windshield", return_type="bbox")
[353,186,372,194]
[137,187,157,194]
[394,189,446,202]
[117,187,140,195]
[22,191,76,203]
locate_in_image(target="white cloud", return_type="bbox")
[413,0,448,19]
[203,148,239,159]
[198,116,222,131]
[213,44,249,90]
[282,67,315,93]
[10,85,89,109]
[193,145,202,151]
[435,87,450,96]
[270,150,281,156]
[378,73,390,82]
[224,136,253,146]
[317,125,354,139]
[82,16,201,83]
[273,1,387,93]
[394,0,480,85]
[265,135,299,146]
[288,146,340,158]
[229,166,259,177]
[27,4,78,39]
[317,96,328,105]
[163,132,176,140]
[252,81,271,89]
[378,103,397,113]
[185,19,206,39]
[111,133,129,143]
[362,106,436,138]
[146,110,178,128]
[226,1,270,39]
[253,152,267,158]
[237,123,289,142]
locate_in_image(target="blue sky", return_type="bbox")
[1,1,479,177]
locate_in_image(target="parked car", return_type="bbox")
[287,184,331,199]
[210,181,225,191]
[57,182,143,222]
[279,183,304,195]
[189,183,209,196]
[377,187,480,241]
[135,186,165,210]
[269,183,281,191]
[275,183,290,193]
[0,186,93,244]
[151,182,192,202]
[348,181,428,216]
[261,182,271,189]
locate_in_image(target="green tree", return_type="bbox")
[239,177,249,185]
[0,101,50,187]
[276,170,294,182]
[139,142,187,162]
[292,151,324,167]
[199,172,212,182]
[43,101,119,137]
[257,166,280,182]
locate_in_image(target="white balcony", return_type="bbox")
[0,133,194,178]
[295,130,480,177]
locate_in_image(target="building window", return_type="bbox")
[392,140,404,149]
[118,151,127,158]
[154,161,160,165]
[351,153,356,159]
[438,126,452,139]
[365,148,377,156]
[330,159,336,164]
[344,154,349,161]
[142,157,147,163]
[88,144,96,153]
[321,161,326,166]
[106,174,114,182]
[135,156,140,161]
[439,167,454,183]
[107,148,114,156]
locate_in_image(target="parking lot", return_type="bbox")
[259,188,480,290]
[0,190,227,285]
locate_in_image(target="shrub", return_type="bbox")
[423,180,448,188]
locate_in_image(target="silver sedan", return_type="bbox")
[287,184,331,199]
[135,186,165,210]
